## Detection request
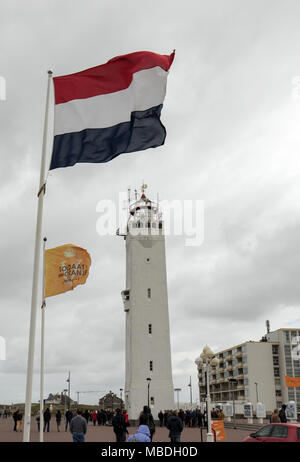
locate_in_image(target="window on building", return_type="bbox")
[273,357,279,365]
[150,361,153,371]
[148,324,152,334]
[288,389,295,400]
[147,288,151,298]
[274,368,280,377]
[275,390,282,397]
[285,331,290,344]
[150,397,155,405]
[272,345,279,355]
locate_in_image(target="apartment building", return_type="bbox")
[197,328,300,415]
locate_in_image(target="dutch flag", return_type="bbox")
[50,50,175,170]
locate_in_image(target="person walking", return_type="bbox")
[13,409,18,432]
[43,408,51,432]
[70,409,88,442]
[56,410,62,432]
[82,409,90,424]
[127,414,151,442]
[178,409,185,425]
[158,410,164,427]
[112,408,127,442]
[139,406,155,441]
[92,410,98,426]
[272,409,281,423]
[279,404,287,423]
[16,410,23,432]
[163,410,169,427]
[65,409,73,431]
[185,410,191,428]
[166,410,183,443]
[122,409,130,428]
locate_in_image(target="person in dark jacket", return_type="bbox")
[167,410,183,442]
[65,409,73,431]
[178,409,185,423]
[43,408,51,432]
[163,410,169,427]
[158,410,164,427]
[56,410,62,432]
[82,410,90,424]
[112,408,127,442]
[279,404,287,423]
[70,409,88,442]
[139,406,155,441]
[13,410,18,431]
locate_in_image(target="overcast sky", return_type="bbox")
[1,0,300,406]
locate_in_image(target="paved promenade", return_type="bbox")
[0,417,251,442]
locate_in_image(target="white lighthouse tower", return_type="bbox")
[118,185,174,421]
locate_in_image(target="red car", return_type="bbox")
[243,423,300,442]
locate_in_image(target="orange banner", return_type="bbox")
[45,244,91,298]
[285,376,300,387]
[211,420,226,441]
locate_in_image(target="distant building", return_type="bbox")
[44,392,74,406]
[99,391,123,411]
[196,328,300,416]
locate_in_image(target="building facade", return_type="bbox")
[99,391,123,412]
[196,328,300,415]
[266,328,300,414]
[118,187,174,420]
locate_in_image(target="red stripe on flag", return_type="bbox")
[53,51,175,105]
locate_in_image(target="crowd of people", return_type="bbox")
[158,408,224,429]
[5,405,224,439]
[4,403,292,442]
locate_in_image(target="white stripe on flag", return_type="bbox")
[54,67,168,136]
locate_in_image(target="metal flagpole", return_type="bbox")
[23,70,53,442]
[40,237,47,442]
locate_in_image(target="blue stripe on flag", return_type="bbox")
[50,104,166,170]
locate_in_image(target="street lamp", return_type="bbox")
[228,378,238,429]
[195,346,219,442]
[254,382,259,403]
[63,389,68,416]
[188,376,193,408]
[120,388,123,411]
[174,388,182,410]
[146,378,151,408]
